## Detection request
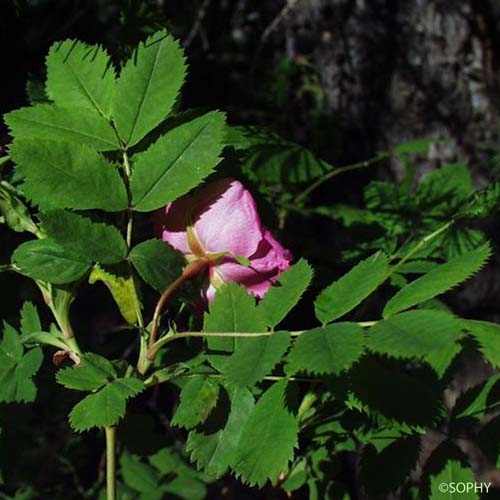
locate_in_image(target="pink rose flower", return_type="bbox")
[155,178,293,300]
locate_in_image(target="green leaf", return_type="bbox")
[129,239,184,292]
[393,138,432,154]
[40,210,128,264]
[89,264,141,325]
[383,244,491,318]
[130,111,226,212]
[46,39,115,116]
[10,139,128,211]
[5,104,120,151]
[69,377,144,431]
[286,323,365,375]
[0,323,43,403]
[12,239,91,284]
[453,374,500,419]
[429,460,478,500]
[258,259,313,328]
[315,252,388,324]
[20,302,42,338]
[171,377,220,429]
[360,437,421,496]
[234,381,298,487]
[351,356,441,426]
[425,342,462,379]
[236,126,333,185]
[462,320,500,369]
[204,283,265,355]
[120,453,160,493]
[0,182,39,234]
[366,310,463,359]
[113,29,186,146]
[56,353,116,391]
[187,386,255,478]
[222,331,291,387]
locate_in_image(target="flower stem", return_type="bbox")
[105,426,116,500]
[144,259,209,368]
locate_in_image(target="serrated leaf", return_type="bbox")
[223,331,290,387]
[351,356,441,426]
[234,381,298,487]
[453,374,500,419]
[0,323,43,403]
[367,310,463,359]
[171,377,220,429]
[12,239,91,284]
[429,460,478,500]
[360,436,421,496]
[383,244,491,318]
[40,210,127,264]
[130,111,226,212]
[286,323,364,375]
[5,104,120,151]
[69,377,144,431]
[20,302,41,338]
[258,259,313,328]
[129,239,184,292]
[187,386,255,478]
[236,126,332,185]
[89,264,141,325]
[10,139,128,211]
[462,320,500,369]
[56,353,116,391]
[315,252,388,324]
[113,30,186,146]
[46,39,115,116]
[204,283,266,355]
[425,342,462,379]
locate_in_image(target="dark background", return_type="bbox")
[2,0,500,497]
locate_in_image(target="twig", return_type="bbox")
[184,0,212,48]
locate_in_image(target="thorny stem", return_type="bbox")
[105,426,116,500]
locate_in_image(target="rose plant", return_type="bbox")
[0,29,500,500]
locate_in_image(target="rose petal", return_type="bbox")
[155,195,192,254]
[214,260,279,299]
[192,179,264,257]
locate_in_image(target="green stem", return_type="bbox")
[384,219,455,281]
[149,320,378,355]
[105,426,117,500]
[297,152,390,203]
